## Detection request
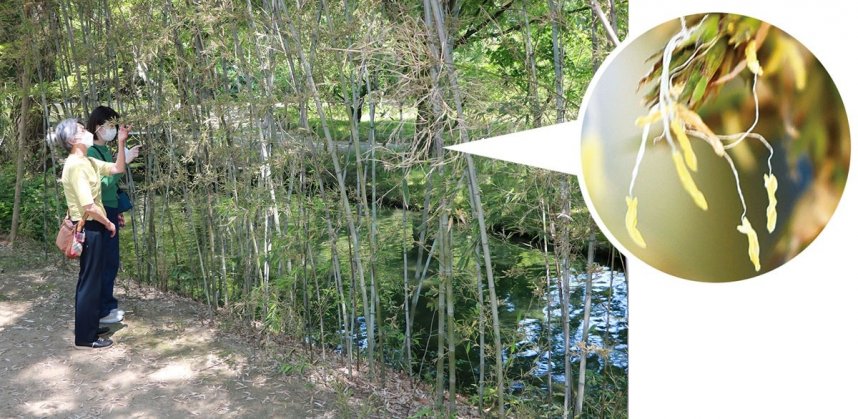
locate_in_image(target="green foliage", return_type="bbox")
[0,166,63,241]
[408,405,436,418]
[580,367,629,418]
[278,359,309,376]
[639,14,765,111]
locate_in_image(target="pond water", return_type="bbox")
[330,209,628,396]
[504,267,628,391]
[342,264,628,395]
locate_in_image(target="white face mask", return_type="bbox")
[99,125,117,142]
[79,131,94,148]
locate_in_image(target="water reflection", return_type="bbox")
[336,266,628,393]
[509,267,628,387]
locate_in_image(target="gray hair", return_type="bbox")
[54,118,81,152]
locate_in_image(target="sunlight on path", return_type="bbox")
[0,258,329,418]
[0,243,449,418]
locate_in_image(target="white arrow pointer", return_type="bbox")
[445,120,581,175]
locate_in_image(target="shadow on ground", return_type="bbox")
[0,243,382,418]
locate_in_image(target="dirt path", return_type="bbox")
[0,242,442,418]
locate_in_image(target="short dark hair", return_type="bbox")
[86,105,120,135]
[55,118,83,152]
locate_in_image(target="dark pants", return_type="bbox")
[75,221,107,345]
[100,206,121,317]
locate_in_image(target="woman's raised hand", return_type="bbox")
[118,124,131,144]
[125,144,142,163]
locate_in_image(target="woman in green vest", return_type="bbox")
[86,106,141,324]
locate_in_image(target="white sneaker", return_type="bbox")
[100,308,125,324]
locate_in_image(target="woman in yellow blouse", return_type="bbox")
[55,118,127,349]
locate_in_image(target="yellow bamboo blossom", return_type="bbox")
[745,40,763,76]
[762,37,784,75]
[736,216,761,271]
[670,118,698,171]
[764,173,778,233]
[784,41,807,90]
[671,151,708,210]
[634,109,662,127]
[625,196,647,248]
[676,105,725,156]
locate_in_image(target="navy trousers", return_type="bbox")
[75,221,107,345]
[100,206,121,317]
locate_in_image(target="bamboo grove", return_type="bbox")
[0,0,628,416]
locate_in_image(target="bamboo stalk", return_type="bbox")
[541,198,554,402]
[425,0,504,412]
[282,6,375,377]
[548,0,566,123]
[575,223,597,417]
[435,218,447,411]
[520,0,542,127]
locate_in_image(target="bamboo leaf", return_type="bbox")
[679,69,701,104]
[690,76,708,107]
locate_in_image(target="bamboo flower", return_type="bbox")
[630,17,778,274]
[737,216,761,271]
[671,151,708,210]
[764,173,778,233]
[635,109,663,127]
[784,40,807,90]
[745,40,764,76]
[670,118,698,171]
[676,105,725,156]
[625,196,647,248]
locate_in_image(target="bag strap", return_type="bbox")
[64,208,89,230]
[74,209,89,232]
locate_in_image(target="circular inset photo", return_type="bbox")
[580,13,849,282]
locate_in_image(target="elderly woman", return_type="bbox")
[56,118,127,349]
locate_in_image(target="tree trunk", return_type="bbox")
[9,68,31,247]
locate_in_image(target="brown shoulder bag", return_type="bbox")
[55,212,86,258]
